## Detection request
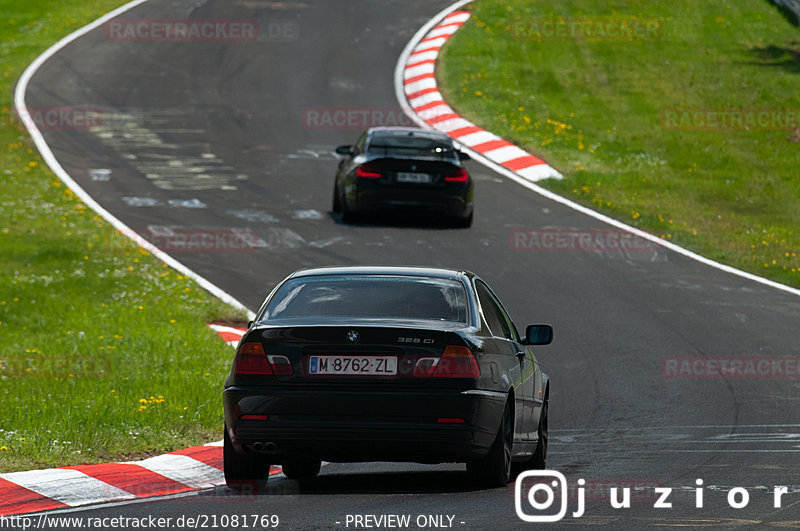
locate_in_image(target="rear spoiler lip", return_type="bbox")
[249,320,477,333]
[363,154,462,165]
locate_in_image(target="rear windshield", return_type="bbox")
[259,275,469,323]
[368,135,455,158]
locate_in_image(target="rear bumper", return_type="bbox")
[352,185,472,218]
[223,385,505,464]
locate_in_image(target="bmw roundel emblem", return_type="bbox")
[347,330,359,342]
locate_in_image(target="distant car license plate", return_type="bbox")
[396,172,431,184]
[308,356,398,376]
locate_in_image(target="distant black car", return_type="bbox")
[332,127,474,227]
[223,266,552,490]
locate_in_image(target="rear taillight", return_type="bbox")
[234,342,271,374]
[356,164,382,178]
[240,414,269,421]
[413,345,480,378]
[233,342,294,376]
[444,168,468,182]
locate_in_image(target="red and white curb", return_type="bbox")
[207,323,247,347]
[399,9,562,182]
[0,326,254,517]
[0,444,229,516]
[395,0,800,299]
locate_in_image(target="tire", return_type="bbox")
[223,426,270,492]
[281,458,321,480]
[467,401,513,487]
[513,399,548,476]
[340,191,356,223]
[453,211,473,228]
[530,399,548,469]
[332,182,341,213]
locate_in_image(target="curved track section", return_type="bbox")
[14,0,253,319]
[19,0,800,527]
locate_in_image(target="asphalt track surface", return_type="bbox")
[23,0,800,528]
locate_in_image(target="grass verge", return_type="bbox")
[0,0,247,472]
[438,0,799,286]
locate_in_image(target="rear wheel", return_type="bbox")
[467,402,512,487]
[453,211,473,228]
[281,458,321,480]
[340,191,356,223]
[223,426,270,492]
[513,399,548,476]
[530,400,548,469]
[332,182,341,213]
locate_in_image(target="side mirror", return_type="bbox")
[335,145,352,156]
[524,324,552,345]
[247,321,253,328]
[458,151,471,161]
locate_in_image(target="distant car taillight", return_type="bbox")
[413,345,480,378]
[444,168,468,182]
[233,343,295,376]
[356,163,382,178]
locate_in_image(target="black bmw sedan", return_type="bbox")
[222,266,552,490]
[332,127,474,227]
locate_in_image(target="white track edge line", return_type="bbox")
[13,0,256,320]
[394,0,800,299]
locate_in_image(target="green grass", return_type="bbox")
[0,0,247,472]
[439,0,800,285]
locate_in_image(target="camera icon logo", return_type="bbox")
[515,470,568,522]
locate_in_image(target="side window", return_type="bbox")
[475,281,513,340]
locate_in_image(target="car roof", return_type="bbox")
[366,127,453,142]
[287,265,474,282]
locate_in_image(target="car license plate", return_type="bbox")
[396,172,431,184]
[308,356,398,376]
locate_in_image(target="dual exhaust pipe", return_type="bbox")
[251,441,278,454]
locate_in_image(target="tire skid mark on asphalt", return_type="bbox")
[88,109,247,191]
[14,0,255,320]
[549,425,800,451]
